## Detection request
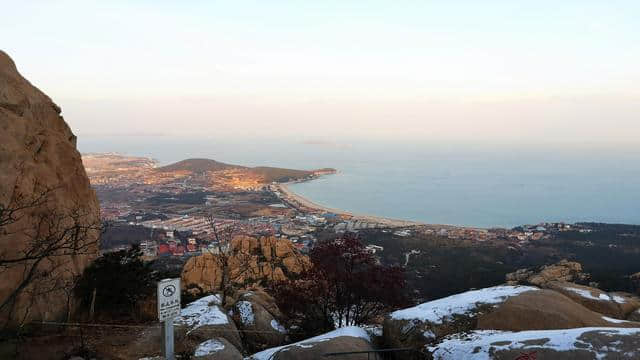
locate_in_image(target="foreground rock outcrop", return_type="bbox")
[506,260,640,320]
[248,326,373,360]
[181,236,311,294]
[174,295,244,351]
[384,285,538,351]
[129,290,291,358]
[0,51,100,325]
[545,281,640,319]
[429,327,640,360]
[193,337,243,360]
[383,284,640,356]
[477,289,640,330]
[230,293,287,352]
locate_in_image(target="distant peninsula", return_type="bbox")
[82,153,336,191]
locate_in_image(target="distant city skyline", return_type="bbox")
[3,1,639,144]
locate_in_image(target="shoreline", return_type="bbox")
[274,182,438,229]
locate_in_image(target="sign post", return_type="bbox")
[157,278,181,360]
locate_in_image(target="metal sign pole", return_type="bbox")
[163,320,175,360]
[157,278,181,360]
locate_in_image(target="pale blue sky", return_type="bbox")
[2,1,639,142]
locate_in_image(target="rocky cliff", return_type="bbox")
[0,51,100,326]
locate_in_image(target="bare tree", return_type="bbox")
[0,183,102,328]
[205,215,256,307]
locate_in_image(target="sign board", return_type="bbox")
[157,278,181,321]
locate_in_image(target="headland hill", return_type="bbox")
[85,152,640,302]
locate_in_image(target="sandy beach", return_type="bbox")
[275,183,424,228]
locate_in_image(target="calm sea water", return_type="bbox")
[79,136,640,228]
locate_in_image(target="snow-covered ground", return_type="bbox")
[390,285,538,324]
[563,285,627,303]
[429,327,640,360]
[247,326,371,360]
[173,294,229,332]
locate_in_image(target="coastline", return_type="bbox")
[274,182,427,228]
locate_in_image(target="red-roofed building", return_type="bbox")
[158,244,170,255]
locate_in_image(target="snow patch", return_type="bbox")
[603,316,630,324]
[612,295,628,304]
[194,338,225,356]
[248,326,371,360]
[564,286,621,303]
[423,330,436,340]
[237,300,255,326]
[429,327,640,360]
[174,295,228,331]
[390,285,538,324]
[271,319,287,334]
[362,325,383,337]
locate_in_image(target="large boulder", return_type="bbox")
[429,327,640,359]
[124,296,243,359]
[274,238,295,258]
[248,327,373,360]
[173,295,243,351]
[126,327,200,359]
[193,338,243,360]
[0,51,101,326]
[236,289,283,319]
[181,236,310,293]
[546,281,640,319]
[477,289,640,330]
[506,260,589,287]
[383,285,538,351]
[182,253,224,293]
[230,299,286,352]
[231,235,259,254]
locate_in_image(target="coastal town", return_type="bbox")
[85,153,603,262]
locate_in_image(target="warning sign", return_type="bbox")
[157,278,181,321]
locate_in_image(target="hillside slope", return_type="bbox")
[155,158,242,173]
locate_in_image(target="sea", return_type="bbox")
[79,136,640,228]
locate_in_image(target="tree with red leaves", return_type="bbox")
[272,233,407,338]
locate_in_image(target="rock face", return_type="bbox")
[181,236,311,294]
[0,51,100,325]
[506,259,589,287]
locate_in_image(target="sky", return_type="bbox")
[2,0,639,144]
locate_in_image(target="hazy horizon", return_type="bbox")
[3,1,640,145]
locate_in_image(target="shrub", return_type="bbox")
[75,245,155,317]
